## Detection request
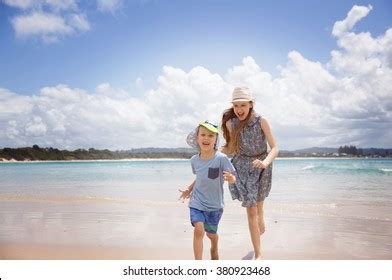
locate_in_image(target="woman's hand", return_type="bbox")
[223,170,236,184]
[252,159,268,169]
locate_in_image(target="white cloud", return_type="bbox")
[97,0,123,14]
[68,13,90,32]
[3,0,77,11]
[43,0,77,12]
[0,5,391,149]
[25,117,47,137]
[0,88,33,115]
[96,83,111,94]
[5,120,20,140]
[0,85,155,149]
[3,0,123,42]
[332,5,373,37]
[4,0,88,42]
[12,12,73,39]
[326,5,392,148]
[11,11,90,42]
[95,83,130,99]
[2,0,35,9]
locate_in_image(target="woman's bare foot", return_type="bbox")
[254,251,263,260]
[210,248,219,260]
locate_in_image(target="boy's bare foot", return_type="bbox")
[210,248,219,260]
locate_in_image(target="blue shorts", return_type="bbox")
[190,207,223,234]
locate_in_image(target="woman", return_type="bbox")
[221,86,279,260]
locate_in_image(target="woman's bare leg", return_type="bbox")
[246,206,262,259]
[257,201,265,235]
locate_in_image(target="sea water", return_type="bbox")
[0,158,390,204]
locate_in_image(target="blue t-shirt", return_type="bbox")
[189,151,236,211]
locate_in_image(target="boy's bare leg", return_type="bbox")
[193,222,205,260]
[206,232,219,260]
[257,201,265,235]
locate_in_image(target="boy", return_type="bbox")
[179,121,236,260]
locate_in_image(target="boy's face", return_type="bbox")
[232,101,252,121]
[197,126,217,152]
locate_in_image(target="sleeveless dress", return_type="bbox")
[228,114,273,207]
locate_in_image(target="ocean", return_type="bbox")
[0,158,391,259]
[1,158,391,205]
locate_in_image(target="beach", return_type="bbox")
[0,159,391,259]
[0,196,390,260]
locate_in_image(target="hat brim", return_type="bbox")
[231,98,254,103]
[199,123,219,133]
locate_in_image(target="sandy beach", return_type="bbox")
[1,158,391,260]
[1,196,390,260]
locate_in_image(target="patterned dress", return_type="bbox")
[229,113,273,207]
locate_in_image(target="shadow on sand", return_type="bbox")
[241,251,254,260]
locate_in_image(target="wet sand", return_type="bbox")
[0,197,391,260]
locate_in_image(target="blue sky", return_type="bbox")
[0,0,391,150]
[1,0,391,94]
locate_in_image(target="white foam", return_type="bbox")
[302,165,316,170]
[380,168,392,172]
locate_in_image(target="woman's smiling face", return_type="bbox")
[232,101,252,121]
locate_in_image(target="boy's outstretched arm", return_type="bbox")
[178,180,195,203]
[223,171,236,184]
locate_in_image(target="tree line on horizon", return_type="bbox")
[0,145,195,161]
[338,145,363,156]
[0,145,391,161]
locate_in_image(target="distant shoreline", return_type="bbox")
[1,145,391,162]
[0,158,190,163]
[1,157,391,163]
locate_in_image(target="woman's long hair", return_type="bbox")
[221,102,254,154]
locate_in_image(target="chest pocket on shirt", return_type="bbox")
[208,167,220,179]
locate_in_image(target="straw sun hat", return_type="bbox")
[231,86,255,102]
